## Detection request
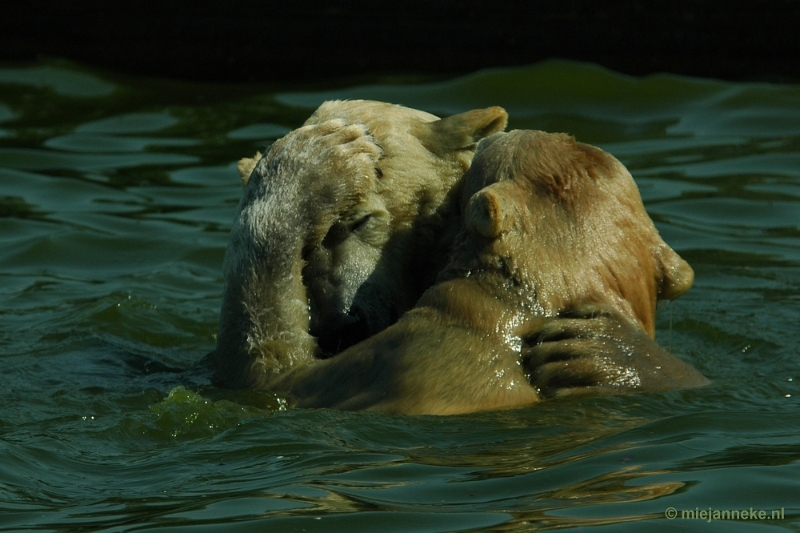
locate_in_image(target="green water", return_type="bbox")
[1,59,799,532]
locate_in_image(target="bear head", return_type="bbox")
[449,130,693,337]
[217,100,507,387]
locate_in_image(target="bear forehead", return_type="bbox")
[468,130,638,209]
[306,100,441,158]
[309,100,439,127]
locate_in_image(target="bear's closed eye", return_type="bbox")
[350,214,371,232]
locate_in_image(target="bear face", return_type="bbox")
[269,130,706,414]
[216,100,507,388]
[300,101,507,353]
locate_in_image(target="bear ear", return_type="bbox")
[419,107,508,155]
[237,152,262,186]
[466,189,510,239]
[656,245,695,300]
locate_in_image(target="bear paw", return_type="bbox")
[521,304,706,397]
[268,119,384,190]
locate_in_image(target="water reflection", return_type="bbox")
[0,59,799,531]
[0,64,116,97]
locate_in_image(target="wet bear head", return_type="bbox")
[454,130,693,337]
[216,100,507,386]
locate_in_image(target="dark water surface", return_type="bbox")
[1,60,799,532]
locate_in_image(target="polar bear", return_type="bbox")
[266,130,707,414]
[215,101,508,387]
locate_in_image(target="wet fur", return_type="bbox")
[267,130,707,414]
[215,101,507,387]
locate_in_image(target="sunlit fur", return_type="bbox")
[268,130,703,415]
[450,130,694,337]
[215,101,507,388]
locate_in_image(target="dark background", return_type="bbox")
[2,0,799,84]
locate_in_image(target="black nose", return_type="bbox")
[312,310,370,357]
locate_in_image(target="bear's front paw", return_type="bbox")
[521,304,707,397]
[272,119,383,185]
[522,333,641,398]
[521,305,644,397]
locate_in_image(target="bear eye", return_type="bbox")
[350,214,372,233]
[321,223,347,248]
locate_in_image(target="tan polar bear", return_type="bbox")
[216,101,508,388]
[267,130,708,415]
